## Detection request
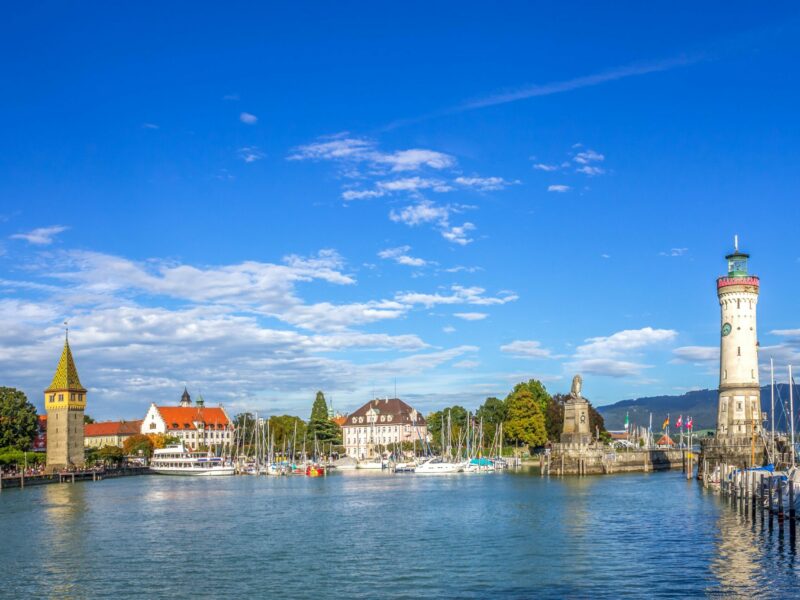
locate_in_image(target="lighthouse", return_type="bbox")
[715,236,762,439]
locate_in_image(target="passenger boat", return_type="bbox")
[150,443,235,476]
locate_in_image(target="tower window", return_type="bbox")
[737,299,740,309]
[738,347,741,356]
[724,369,727,380]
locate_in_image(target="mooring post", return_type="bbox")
[760,474,765,524]
[778,479,785,524]
[769,476,775,528]
[790,481,797,541]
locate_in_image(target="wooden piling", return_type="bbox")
[778,479,785,523]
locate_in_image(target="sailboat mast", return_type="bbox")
[791,364,796,467]
[771,358,775,464]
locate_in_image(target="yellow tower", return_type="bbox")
[44,333,87,472]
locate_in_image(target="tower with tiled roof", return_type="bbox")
[44,333,87,471]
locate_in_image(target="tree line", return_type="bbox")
[426,379,608,452]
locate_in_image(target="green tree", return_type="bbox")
[123,434,154,458]
[426,406,468,446]
[307,391,341,447]
[476,397,507,446]
[268,415,307,457]
[84,414,95,424]
[504,384,547,449]
[0,387,38,450]
[96,445,124,465]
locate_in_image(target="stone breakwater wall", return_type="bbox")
[543,445,687,476]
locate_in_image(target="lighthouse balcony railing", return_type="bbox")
[717,276,759,289]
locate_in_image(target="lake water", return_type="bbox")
[2,469,799,598]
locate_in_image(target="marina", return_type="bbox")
[4,468,800,599]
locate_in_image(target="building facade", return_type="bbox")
[84,420,143,449]
[342,398,427,459]
[141,388,233,451]
[716,239,762,439]
[44,336,86,471]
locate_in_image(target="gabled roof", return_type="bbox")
[85,420,143,437]
[155,406,231,430]
[656,434,676,446]
[45,339,86,393]
[344,398,426,426]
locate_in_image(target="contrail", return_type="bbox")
[382,54,703,131]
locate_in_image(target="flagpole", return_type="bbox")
[771,357,775,464]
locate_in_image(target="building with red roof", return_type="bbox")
[84,420,143,449]
[141,388,233,451]
[342,398,427,459]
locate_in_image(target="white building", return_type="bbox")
[141,388,233,451]
[342,398,427,459]
[716,238,763,439]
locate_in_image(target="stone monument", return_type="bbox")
[560,374,592,446]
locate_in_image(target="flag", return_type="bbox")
[624,412,629,430]
[662,416,669,430]
[675,415,683,429]
[686,417,693,430]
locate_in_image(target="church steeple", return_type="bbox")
[45,336,86,393]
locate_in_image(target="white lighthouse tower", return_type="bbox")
[716,236,762,439]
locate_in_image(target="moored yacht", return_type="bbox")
[150,443,234,476]
[415,457,465,474]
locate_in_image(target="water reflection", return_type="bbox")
[41,483,89,598]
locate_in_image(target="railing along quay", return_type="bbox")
[0,466,150,491]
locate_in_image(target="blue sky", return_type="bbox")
[1,3,800,423]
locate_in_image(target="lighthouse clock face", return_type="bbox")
[722,322,732,337]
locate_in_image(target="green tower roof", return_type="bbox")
[45,339,86,393]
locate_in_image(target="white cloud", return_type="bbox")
[453,360,480,369]
[11,225,69,245]
[396,285,517,308]
[672,346,718,364]
[660,248,688,257]
[444,266,482,273]
[379,177,453,193]
[289,136,454,173]
[442,325,456,334]
[571,327,678,378]
[500,340,552,359]
[533,163,558,172]
[377,246,428,267]
[389,200,452,226]
[576,165,605,176]
[238,146,265,163]
[454,312,488,321]
[573,149,604,164]
[548,185,571,193]
[441,222,476,246]
[240,112,258,125]
[142,123,159,130]
[601,253,611,259]
[342,189,384,201]
[454,176,518,191]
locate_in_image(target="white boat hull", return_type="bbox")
[150,467,235,476]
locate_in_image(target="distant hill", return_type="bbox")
[596,385,793,431]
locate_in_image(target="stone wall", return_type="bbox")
[545,444,686,476]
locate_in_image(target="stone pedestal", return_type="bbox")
[561,397,592,446]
